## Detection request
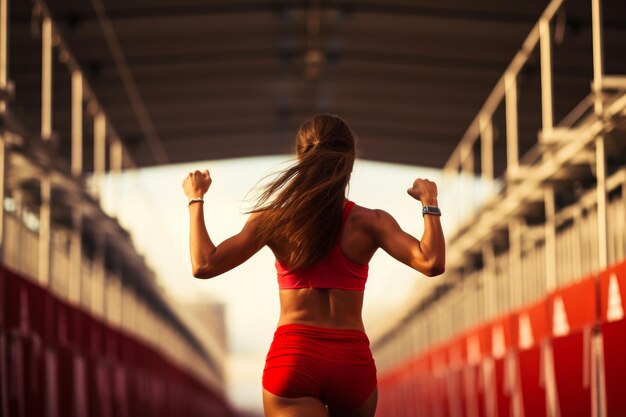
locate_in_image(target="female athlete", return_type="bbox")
[183,113,445,417]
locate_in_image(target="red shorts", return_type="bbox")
[262,324,377,411]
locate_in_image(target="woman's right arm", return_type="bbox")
[370,178,445,277]
[184,169,265,279]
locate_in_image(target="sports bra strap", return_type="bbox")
[338,201,355,236]
[342,201,355,222]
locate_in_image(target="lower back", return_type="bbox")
[277,288,365,331]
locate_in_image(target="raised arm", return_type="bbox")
[183,169,264,279]
[371,178,445,277]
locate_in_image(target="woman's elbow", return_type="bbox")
[192,264,216,279]
[418,259,445,277]
[426,263,445,277]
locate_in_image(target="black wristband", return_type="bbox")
[422,206,441,216]
[188,198,204,207]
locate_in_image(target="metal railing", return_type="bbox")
[0,0,227,394]
[371,0,626,395]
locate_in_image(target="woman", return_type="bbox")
[183,114,445,417]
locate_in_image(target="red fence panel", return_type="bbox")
[600,261,626,417]
[0,265,233,417]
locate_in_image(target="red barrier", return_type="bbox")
[375,260,626,417]
[600,262,626,417]
[447,337,466,417]
[0,265,234,417]
[431,347,450,417]
[547,277,596,417]
[517,345,544,417]
[57,346,75,417]
[74,354,89,417]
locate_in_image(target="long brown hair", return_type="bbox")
[251,113,356,271]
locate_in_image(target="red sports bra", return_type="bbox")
[275,201,369,291]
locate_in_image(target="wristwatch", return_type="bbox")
[422,205,441,216]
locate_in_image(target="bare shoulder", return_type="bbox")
[242,210,265,234]
[350,204,397,230]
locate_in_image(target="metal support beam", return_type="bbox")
[0,0,8,113]
[595,136,608,270]
[592,332,608,417]
[93,111,106,197]
[508,218,523,309]
[71,70,83,176]
[110,139,123,172]
[591,0,604,115]
[0,136,6,262]
[544,185,557,291]
[461,143,474,174]
[0,130,5,417]
[38,175,51,286]
[92,234,105,315]
[480,116,494,182]
[482,241,496,318]
[69,206,82,304]
[41,17,52,140]
[539,17,554,133]
[505,73,519,177]
[591,4,608,415]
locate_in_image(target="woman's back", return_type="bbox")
[269,202,378,330]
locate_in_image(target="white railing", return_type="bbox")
[0,0,227,392]
[372,0,626,386]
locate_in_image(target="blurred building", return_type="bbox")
[185,300,228,353]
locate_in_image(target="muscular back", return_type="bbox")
[269,204,380,331]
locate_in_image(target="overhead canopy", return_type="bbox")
[9,0,626,170]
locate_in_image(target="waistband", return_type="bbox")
[274,323,370,343]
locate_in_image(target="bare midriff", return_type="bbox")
[277,288,365,331]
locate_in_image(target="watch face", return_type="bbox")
[423,206,441,215]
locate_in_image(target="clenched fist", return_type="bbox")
[182,169,212,199]
[407,178,438,204]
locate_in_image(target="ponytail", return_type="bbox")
[250,114,356,271]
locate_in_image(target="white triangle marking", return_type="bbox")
[519,313,534,349]
[553,296,570,337]
[607,273,624,322]
[467,334,481,365]
[492,325,506,359]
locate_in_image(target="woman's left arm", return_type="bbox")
[184,169,264,279]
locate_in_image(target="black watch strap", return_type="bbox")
[422,205,441,216]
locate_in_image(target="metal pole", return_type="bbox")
[482,241,496,318]
[591,0,604,115]
[505,73,519,177]
[93,111,106,197]
[591,3,608,415]
[461,143,474,219]
[508,218,523,309]
[0,131,6,417]
[41,17,52,140]
[461,143,474,174]
[544,185,557,291]
[92,234,105,315]
[480,115,494,182]
[0,0,8,113]
[110,139,122,172]
[39,175,51,286]
[595,137,608,270]
[539,17,554,133]
[69,205,82,304]
[0,135,6,262]
[71,70,83,176]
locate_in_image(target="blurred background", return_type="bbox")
[1,0,626,416]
